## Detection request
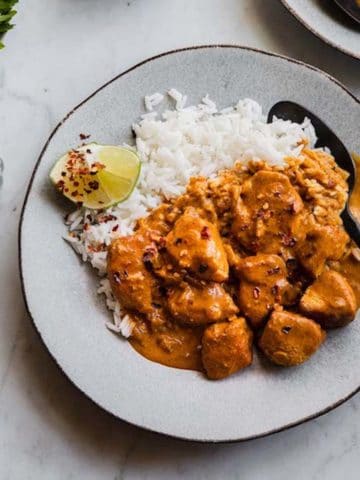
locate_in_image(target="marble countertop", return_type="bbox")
[1,1,360,478]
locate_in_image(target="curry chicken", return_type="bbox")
[107,149,360,380]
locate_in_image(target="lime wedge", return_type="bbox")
[49,144,141,209]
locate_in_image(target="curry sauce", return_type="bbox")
[107,149,360,379]
[131,319,204,371]
[349,154,360,223]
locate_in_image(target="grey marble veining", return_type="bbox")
[0,0,360,478]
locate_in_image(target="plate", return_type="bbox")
[280,0,360,60]
[20,46,360,442]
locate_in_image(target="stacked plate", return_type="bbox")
[280,0,360,59]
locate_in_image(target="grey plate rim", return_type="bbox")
[18,44,360,443]
[279,0,360,60]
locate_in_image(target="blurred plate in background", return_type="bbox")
[280,0,360,59]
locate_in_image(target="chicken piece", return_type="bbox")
[232,171,304,255]
[299,270,356,328]
[258,310,326,366]
[167,282,238,326]
[296,225,349,277]
[202,317,253,379]
[237,254,297,329]
[166,207,229,282]
[107,233,157,314]
[136,203,172,237]
[182,177,218,223]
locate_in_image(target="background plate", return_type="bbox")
[280,0,360,60]
[20,46,360,442]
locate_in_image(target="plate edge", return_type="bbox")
[279,0,360,60]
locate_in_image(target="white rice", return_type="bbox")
[65,92,317,338]
[168,88,188,110]
[144,92,164,112]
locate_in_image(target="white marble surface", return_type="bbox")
[1,0,360,478]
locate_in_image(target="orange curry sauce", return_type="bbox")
[107,151,360,374]
[340,153,360,305]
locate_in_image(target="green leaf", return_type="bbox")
[0,0,18,8]
[0,11,16,22]
[0,0,17,8]
[0,0,17,49]
[0,22,13,32]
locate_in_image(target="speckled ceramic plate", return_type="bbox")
[280,0,360,59]
[20,46,360,442]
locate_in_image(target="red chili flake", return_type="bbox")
[79,133,91,140]
[280,233,296,247]
[73,181,80,187]
[271,284,282,302]
[91,162,105,171]
[157,237,167,252]
[327,179,336,188]
[267,266,281,275]
[99,214,117,223]
[56,180,65,192]
[256,209,266,219]
[200,226,211,239]
[112,224,119,232]
[113,272,121,284]
[253,287,260,299]
[88,243,106,253]
[64,188,69,193]
[88,180,99,191]
[71,190,79,197]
